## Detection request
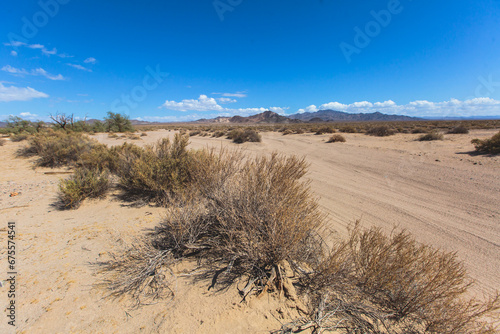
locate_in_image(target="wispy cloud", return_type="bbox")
[212,91,247,98]
[10,51,17,56]
[0,83,49,102]
[1,65,65,81]
[4,42,58,56]
[66,63,92,72]
[83,57,97,64]
[297,98,500,117]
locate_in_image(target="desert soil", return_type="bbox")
[0,129,499,333]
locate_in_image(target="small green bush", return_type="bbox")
[58,167,110,209]
[366,125,396,137]
[418,131,444,141]
[471,131,500,154]
[326,134,346,143]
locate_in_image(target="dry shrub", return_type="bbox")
[411,127,427,134]
[448,126,469,134]
[141,132,148,137]
[189,130,201,136]
[315,126,336,135]
[295,128,305,134]
[285,224,500,334]
[366,125,396,137]
[472,131,500,154]
[58,166,110,209]
[0,138,5,146]
[227,128,262,143]
[283,129,294,135]
[20,131,99,167]
[212,130,225,138]
[326,134,346,143]
[339,126,357,133]
[418,131,444,141]
[108,132,118,138]
[98,238,176,306]
[115,134,194,203]
[10,133,29,142]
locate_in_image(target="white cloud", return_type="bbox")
[161,95,224,112]
[298,98,500,117]
[83,57,97,64]
[66,63,92,72]
[297,105,319,113]
[10,51,17,56]
[0,83,49,102]
[1,65,65,81]
[159,94,286,116]
[20,112,38,117]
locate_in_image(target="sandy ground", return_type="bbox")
[0,129,499,333]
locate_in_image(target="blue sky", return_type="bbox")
[1,0,500,122]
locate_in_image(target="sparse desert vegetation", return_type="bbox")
[226,128,262,143]
[5,124,500,333]
[448,125,469,134]
[472,130,500,154]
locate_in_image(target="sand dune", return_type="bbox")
[1,129,498,333]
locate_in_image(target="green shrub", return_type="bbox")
[326,134,346,143]
[105,112,134,133]
[418,131,444,141]
[227,128,261,143]
[448,126,469,134]
[471,131,500,154]
[58,167,110,209]
[366,125,396,137]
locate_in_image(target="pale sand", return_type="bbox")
[0,129,498,333]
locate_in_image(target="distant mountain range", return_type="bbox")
[195,109,421,124]
[289,110,421,122]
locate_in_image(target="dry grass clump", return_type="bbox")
[108,132,119,138]
[141,132,148,137]
[10,133,30,142]
[326,134,346,143]
[315,126,336,135]
[471,131,500,154]
[411,127,427,134]
[0,138,5,146]
[448,126,469,134]
[115,134,195,203]
[276,224,500,334]
[58,166,110,209]
[418,131,444,141]
[189,130,201,137]
[20,131,100,167]
[366,125,396,137]
[227,128,262,143]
